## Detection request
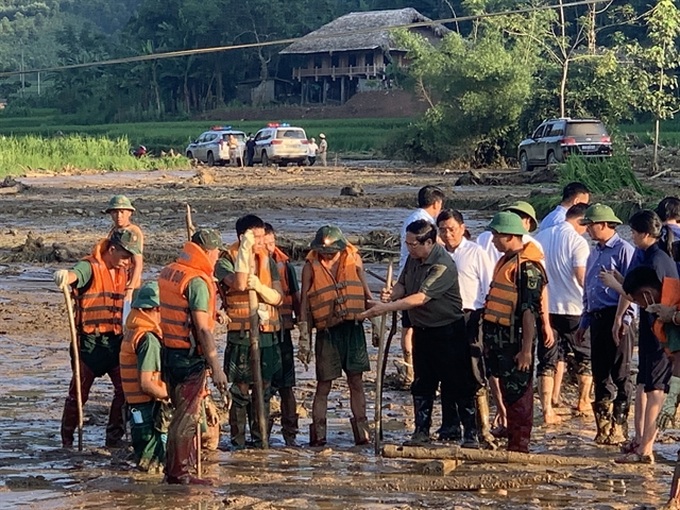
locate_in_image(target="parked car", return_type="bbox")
[517,118,612,172]
[185,127,246,166]
[252,124,309,166]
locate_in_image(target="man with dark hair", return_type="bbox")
[576,204,635,446]
[217,214,283,450]
[436,209,496,447]
[53,229,141,449]
[396,186,446,388]
[362,219,468,445]
[264,222,302,446]
[534,203,592,422]
[158,228,228,485]
[539,182,591,231]
[482,212,550,453]
[301,225,373,446]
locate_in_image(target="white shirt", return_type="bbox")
[308,142,318,156]
[534,222,590,315]
[476,230,544,265]
[538,205,568,232]
[398,208,436,276]
[446,237,494,310]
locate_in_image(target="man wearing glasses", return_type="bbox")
[360,219,468,445]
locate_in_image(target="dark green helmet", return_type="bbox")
[310,225,347,253]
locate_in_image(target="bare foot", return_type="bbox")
[573,402,593,417]
[543,411,562,425]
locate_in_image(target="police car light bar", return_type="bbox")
[211,125,232,131]
[266,122,290,128]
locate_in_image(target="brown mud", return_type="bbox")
[0,164,678,509]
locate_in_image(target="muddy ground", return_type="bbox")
[1,164,679,509]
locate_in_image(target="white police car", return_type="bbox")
[252,123,309,166]
[185,126,246,166]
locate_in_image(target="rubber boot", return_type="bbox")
[605,400,629,446]
[437,391,462,442]
[475,388,498,450]
[410,395,434,444]
[350,417,371,445]
[506,384,533,453]
[309,418,327,447]
[281,413,299,447]
[592,400,613,445]
[229,386,250,450]
[460,398,480,449]
[250,389,271,449]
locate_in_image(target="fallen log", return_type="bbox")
[353,472,569,492]
[383,444,602,467]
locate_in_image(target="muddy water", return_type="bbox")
[0,169,675,509]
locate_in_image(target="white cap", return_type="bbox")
[319,133,326,139]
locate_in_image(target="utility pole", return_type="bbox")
[20,48,25,97]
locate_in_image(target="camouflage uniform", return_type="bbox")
[483,260,546,453]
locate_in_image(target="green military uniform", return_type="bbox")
[129,331,169,471]
[215,253,282,449]
[272,262,300,389]
[482,212,547,453]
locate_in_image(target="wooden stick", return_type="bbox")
[249,258,268,449]
[185,204,196,241]
[62,285,84,451]
[382,444,603,466]
[374,260,393,455]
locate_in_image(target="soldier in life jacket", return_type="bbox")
[216,214,283,450]
[482,212,551,453]
[159,229,228,485]
[104,195,144,304]
[120,281,170,472]
[636,269,680,507]
[264,222,302,446]
[53,229,141,448]
[300,225,373,447]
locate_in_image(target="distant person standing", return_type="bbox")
[228,134,240,167]
[308,137,318,166]
[105,195,144,303]
[318,133,328,167]
[245,134,256,167]
[538,182,591,232]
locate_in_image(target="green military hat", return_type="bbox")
[105,195,135,212]
[487,211,529,236]
[191,228,225,250]
[310,225,348,253]
[503,201,538,232]
[579,203,622,225]
[131,281,160,309]
[110,228,142,255]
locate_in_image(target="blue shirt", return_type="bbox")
[581,233,635,329]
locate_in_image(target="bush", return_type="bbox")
[558,153,650,196]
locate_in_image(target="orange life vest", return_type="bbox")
[158,242,217,352]
[222,242,280,333]
[652,277,680,352]
[74,240,127,335]
[483,242,545,327]
[120,308,166,404]
[108,224,144,288]
[306,244,365,330]
[272,246,296,330]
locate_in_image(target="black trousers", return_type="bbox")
[412,318,474,400]
[465,309,486,391]
[590,307,633,404]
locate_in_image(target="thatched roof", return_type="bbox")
[280,7,449,55]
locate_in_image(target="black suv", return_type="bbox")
[518,118,612,171]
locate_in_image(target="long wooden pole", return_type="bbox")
[62,285,84,451]
[374,260,393,455]
[249,258,268,449]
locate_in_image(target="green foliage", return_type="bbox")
[557,153,650,196]
[0,134,189,176]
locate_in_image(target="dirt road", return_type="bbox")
[0,165,675,509]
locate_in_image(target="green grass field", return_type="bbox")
[0,110,412,155]
[618,119,680,146]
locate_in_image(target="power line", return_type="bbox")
[0,0,609,79]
